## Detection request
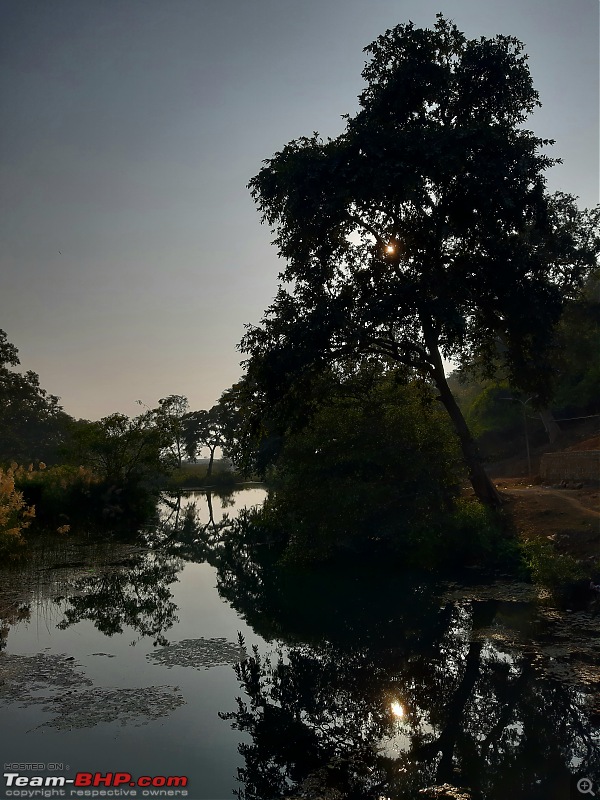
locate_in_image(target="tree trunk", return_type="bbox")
[436,639,484,783]
[206,491,215,526]
[539,407,561,444]
[207,446,216,478]
[423,330,502,508]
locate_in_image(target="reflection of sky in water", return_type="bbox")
[0,489,269,799]
[1,486,599,799]
[159,486,267,528]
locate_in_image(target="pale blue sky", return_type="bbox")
[1,0,597,420]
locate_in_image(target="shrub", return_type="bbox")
[520,538,586,605]
[0,466,35,559]
[261,374,467,566]
[14,463,99,531]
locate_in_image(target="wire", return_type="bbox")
[551,413,600,422]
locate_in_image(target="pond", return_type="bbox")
[0,487,598,800]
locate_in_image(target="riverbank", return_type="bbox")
[497,477,599,563]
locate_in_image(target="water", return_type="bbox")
[0,487,598,800]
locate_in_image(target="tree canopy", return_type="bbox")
[243,15,600,506]
[70,412,168,486]
[0,329,72,464]
[182,404,228,477]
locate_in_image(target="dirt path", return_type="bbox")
[505,486,600,519]
[494,481,600,561]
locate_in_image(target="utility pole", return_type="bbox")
[501,396,533,476]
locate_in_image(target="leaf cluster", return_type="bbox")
[0,329,73,464]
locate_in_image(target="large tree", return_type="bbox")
[243,15,599,507]
[70,412,168,485]
[0,329,72,464]
[183,403,232,478]
[153,394,190,470]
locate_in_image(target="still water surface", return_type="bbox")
[0,488,598,800]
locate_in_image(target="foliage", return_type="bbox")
[0,329,74,465]
[0,465,35,559]
[443,498,519,570]
[216,377,279,479]
[182,404,229,477]
[520,538,587,606]
[256,369,514,568]
[151,394,190,470]
[448,264,600,448]
[465,384,522,438]
[54,411,171,530]
[14,463,100,533]
[552,266,600,414]
[69,412,169,487]
[243,15,600,506]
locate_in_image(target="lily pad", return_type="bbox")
[0,652,185,728]
[40,685,185,730]
[148,637,247,670]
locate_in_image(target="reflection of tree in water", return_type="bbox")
[56,550,181,647]
[147,490,237,564]
[4,491,238,650]
[211,517,599,800]
[0,600,30,651]
[56,490,241,647]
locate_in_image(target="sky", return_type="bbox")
[0,0,598,421]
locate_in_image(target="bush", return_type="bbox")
[261,374,467,567]
[14,463,98,532]
[0,465,35,560]
[14,463,158,534]
[520,538,587,605]
[443,498,519,571]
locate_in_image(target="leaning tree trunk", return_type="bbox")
[423,330,502,509]
[540,407,561,444]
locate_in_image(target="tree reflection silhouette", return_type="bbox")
[147,490,237,564]
[212,517,599,800]
[56,550,180,647]
[57,490,242,648]
[0,600,30,651]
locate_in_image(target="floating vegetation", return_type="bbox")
[0,652,92,702]
[148,637,247,670]
[418,786,473,799]
[40,686,185,730]
[441,581,537,603]
[0,652,185,729]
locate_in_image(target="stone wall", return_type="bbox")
[540,451,600,483]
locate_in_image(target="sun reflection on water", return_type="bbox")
[390,700,404,718]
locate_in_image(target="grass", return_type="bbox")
[165,460,247,490]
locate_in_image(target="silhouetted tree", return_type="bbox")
[153,394,190,469]
[243,15,600,507]
[183,404,228,477]
[0,329,73,464]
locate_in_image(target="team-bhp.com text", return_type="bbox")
[3,773,189,798]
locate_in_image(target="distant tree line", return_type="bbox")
[0,328,240,555]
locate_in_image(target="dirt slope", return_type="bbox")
[495,477,599,561]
